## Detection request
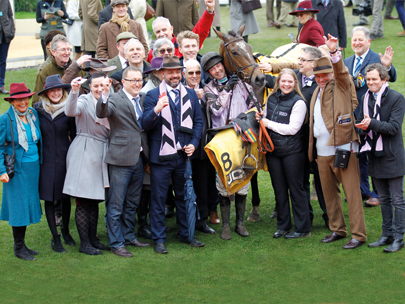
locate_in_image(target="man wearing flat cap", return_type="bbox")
[142,56,204,254]
[308,34,367,249]
[108,32,138,75]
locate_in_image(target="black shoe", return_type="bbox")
[62,232,76,246]
[165,208,175,218]
[15,247,36,261]
[154,242,168,254]
[24,244,39,255]
[285,231,311,239]
[273,230,289,238]
[51,235,66,253]
[138,225,153,239]
[196,224,216,235]
[270,210,277,218]
[124,239,151,247]
[368,235,394,247]
[181,238,205,247]
[383,239,404,253]
[353,20,369,26]
[91,241,110,251]
[79,245,103,255]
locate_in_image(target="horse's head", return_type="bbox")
[214,25,265,91]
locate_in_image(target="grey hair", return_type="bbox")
[124,38,145,54]
[152,17,171,33]
[352,26,370,40]
[365,63,389,81]
[302,46,322,60]
[51,34,69,51]
[184,59,201,71]
[152,38,174,58]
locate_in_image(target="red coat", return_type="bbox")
[147,10,214,62]
[297,18,325,47]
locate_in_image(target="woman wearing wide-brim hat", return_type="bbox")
[0,83,42,261]
[34,74,77,254]
[289,1,325,47]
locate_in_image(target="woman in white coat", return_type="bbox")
[66,0,83,60]
[128,0,149,44]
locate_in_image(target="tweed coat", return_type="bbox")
[356,87,405,179]
[308,56,359,162]
[63,91,110,200]
[107,55,123,76]
[98,4,134,29]
[34,94,76,201]
[79,0,103,52]
[96,19,149,60]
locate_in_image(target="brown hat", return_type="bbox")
[312,56,333,74]
[161,56,184,70]
[111,0,129,7]
[83,58,117,72]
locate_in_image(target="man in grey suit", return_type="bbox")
[107,32,137,76]
[96,66,150,257]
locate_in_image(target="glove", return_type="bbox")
[224,74,239,92]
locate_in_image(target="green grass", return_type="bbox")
[2,5,405,304]
[15,12,36,19]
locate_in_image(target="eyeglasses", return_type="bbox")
[298,57,314,63]
[12,98,29,104]
[158,48,173,55]
[187,71,201,76]
[124,79,143,85]
[56,48,70,53]
[296,13,308,17]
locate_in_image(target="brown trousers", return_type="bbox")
[317,153,367,242]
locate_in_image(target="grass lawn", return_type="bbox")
[2,5,405,304]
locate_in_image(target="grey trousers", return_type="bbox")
[266,0,282,22]
[374,176,405,239]
[384,0,396,17]
[370,0,384,35]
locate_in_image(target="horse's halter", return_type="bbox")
[222,38,259,84]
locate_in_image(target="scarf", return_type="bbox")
[41,91,68,119]
[110,13,130,32]
[158,80,193,161]
[11,106,38,152]
[360,82,389,156]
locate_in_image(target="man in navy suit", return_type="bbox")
[344,26,396,207]
[143,56,204,254]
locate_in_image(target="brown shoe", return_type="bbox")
[125,239,150,247]
[342,238,365,249]
[397,30,405,37]
[364,197,380,206]
[268,20,281,29]
[112,247,133,257]
[209,210,220,224]
[385,16,399,20]
[321,232,346,243]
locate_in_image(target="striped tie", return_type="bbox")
[173,89,180,106]
[133,97,143,128]
[353,57,362,76]
[323,0,327,9]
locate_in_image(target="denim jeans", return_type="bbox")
[396,0,405,29]
[0,33,10,88]
[374,176,405,239]
[106,158,144,250]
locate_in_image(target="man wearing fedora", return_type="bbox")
[308,34,367,249]
[107,32,137,75]
[96,66,150,257]
[143,56,203,254]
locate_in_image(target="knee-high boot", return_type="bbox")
[235,194,249,237]
[219,195,232,240]
[61,197,76,246]
[76,205,102,255]
[12,226,36,261]
[88,204,110,251]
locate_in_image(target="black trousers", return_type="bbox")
[267,152,311,233]
[192,158,219,228]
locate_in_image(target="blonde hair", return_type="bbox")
[269,68,305,100]
[177,31,200,48]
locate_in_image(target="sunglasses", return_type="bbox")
[158,48,173,55]
[187,71,201,76]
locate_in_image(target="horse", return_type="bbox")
[213,25,266,106]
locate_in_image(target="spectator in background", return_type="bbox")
[384,0,399,19]
[99,0,134,29]
[369,0,384,40]
[107,32,138,75]
[38,30,66,73]
[0,0,15,94]
[156,0,199,36]
[267,0,282,28]
[199,0,221,33]
[230,0,260,43]
[36,0,68,60]
[129,0,149,44]
[79,0,103,57]
[274,0,299,28]
[310,0,347,49]
[396,0,405,36]
[66,0,83,61]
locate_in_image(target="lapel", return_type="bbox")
[360,50,372,74]
[107,22,121,39]
[322,0,333,17]
[118,89,140,129]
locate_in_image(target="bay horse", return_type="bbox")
[213,24,266,106]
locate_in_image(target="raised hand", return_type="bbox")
[205,0,215,11]
[323,34,338,52]
[379,46,394,68]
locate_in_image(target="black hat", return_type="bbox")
[37,74,71,96]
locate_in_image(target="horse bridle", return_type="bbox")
[222,38,260,84]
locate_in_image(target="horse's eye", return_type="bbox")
[231,51,238,56]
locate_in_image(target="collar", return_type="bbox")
[355,49,370,61]
[122,88,139,102]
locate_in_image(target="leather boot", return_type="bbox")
[21,225,39,255]
[12,226,36,261]
[219,195,232,240]
[52,234,66,253]
[138,214,153,239]
[235,194,249,237]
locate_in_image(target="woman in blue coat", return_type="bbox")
[0,83,42,261]
[34,74,76,253]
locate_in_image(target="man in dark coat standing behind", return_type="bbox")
[0,0,15,94]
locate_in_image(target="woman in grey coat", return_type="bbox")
[230,0,260,42]
[63,72,111,255]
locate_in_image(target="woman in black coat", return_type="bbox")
[34,74,76,253]
[356,63,405,253]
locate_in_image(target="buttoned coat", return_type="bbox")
[98,4,134,29]
[79,0,103,52]
[96,19,149,59]
[308,57,359,162]
[96,89,148,166]
[0,0,15,44]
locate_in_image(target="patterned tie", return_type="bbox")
[303,76,311,87]
[323,0,327,9]
[353,57,362,76]
[133,97,143,128]
[173,89,180,106]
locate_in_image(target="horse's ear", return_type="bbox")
[237,24,246,37]
[213,27,225,41]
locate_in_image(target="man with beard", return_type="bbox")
[143,56,204,254]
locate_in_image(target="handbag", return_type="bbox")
[62,18,74,25]
[3,113,15,179]
[241,0,262,14]
[145,2,155,21]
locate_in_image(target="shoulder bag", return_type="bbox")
[3,113,15,179]
[241,0,262,14]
